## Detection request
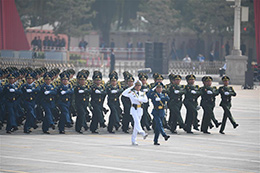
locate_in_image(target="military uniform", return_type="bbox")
[41,73,57,134]
[74,72,91,133]
[138,73,152,131]
[122,80,148,145]
[90,71,107,133]
[3,73,22,133]
[106,72,123,133]
[147,82,170,145]
[57,73,74,134]
[183,75,201,133]
[21,73,40,133]
[219,76,238,134]
[167,74,186,133]
[200,76,221,134]
[121,75,134,133]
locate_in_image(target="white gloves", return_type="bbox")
[143,88,148,92]
[224,91,230,96]
[111,90,118,94]
[155,97,161,101]
[152,87,156,91]
[95,90,101,94]
[191,90,196,94]
[26,89,32,93]
[174,90,180,94]
[44,91,50,95]
[9,88,15,92]
[207,90,213,94]
[78,90,84,93]
[61,91,66,95]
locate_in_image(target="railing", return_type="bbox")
[0,57,224,77]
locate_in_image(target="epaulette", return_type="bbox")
[117,81,121,89]
[195,85,200,89]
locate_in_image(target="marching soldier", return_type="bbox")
[183,74,200,134]
[200,76,221,134]
[90,71,107,133]
[57,72,74,134]
[106,71,123,133]
[122,80,148,145]
[167,74,187,134]
[41,72,57,134]
[147,82,170,145]
[3,73,22,133]
[138,72,152,131]
[219,76,239,134]
[21,72,40,133]
[121,75,134,133]
[74,72,91,134]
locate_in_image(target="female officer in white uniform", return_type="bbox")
[122,80,148,145]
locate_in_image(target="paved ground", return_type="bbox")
[0,81,259,173]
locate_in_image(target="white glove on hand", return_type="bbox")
[95,90,101,94]
[155,97,161,101]
[26,89,32,93]
[174,90,180,94]
[191,90,196,94]
[224,91,230,96]
[78,90,84,94]
[61,91,66,95]
[152,87,156,91]
[111,90,117,94]
[207,90,213,94]
[44,91,50,95]
[9,88,15,92]
[143,88,148,92]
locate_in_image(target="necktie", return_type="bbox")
[137,91,139,95]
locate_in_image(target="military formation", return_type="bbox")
[0,66,239,140]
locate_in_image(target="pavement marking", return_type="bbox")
[99,154,135,160]
[0,169,29,173]
[0,155,157,173]
[154,160,191,167]
[47,149,81,154]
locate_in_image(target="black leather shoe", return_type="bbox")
[154,142,160,145]
[100,123,107,128]
[51,124,55,130]
[219,131,225,134]
[187,131,194,134]
[193,127,199,131]
[171,130,177,134]
[123,130,129,134]
[216,122,222,128]
[203,131,211,134]
[91,131,99,134]
[164,135,170,141]
[43,131,50,134]
[76,130,83,134]
[59,131,65,134]
[6,131,11,134]
[233,124,239,129]
[84,126,89,131]
[146,127,151,131]
[24,130,31,134]
[11,127,18,132]
[33,125,38,129]
[108,131,115,134]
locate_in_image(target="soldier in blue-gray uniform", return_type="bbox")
[57,72,74,134]
[90,71,107,133]
[0,69,5,129]
[106,71,123,133]
[21,72,40,133]
[41,72,57,134]
[3,73,22,133]
[147,82,170,145]
[74,72,91,134]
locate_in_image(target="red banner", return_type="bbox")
[0,0,29,50]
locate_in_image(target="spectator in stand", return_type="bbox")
[183,55,191,63]
[209,50,214,62]
[79,39,88,51]
[110,49,115,73]
[43,36,49,50]
[37,36,42,51]
[61,38,66,49]
[240,41,246,55]
[31,37,38,50]
[48,36,54,50]
[110,39,115,49]
[126,40,133,49]
[197,54,205,63]
[137,40,143,49]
